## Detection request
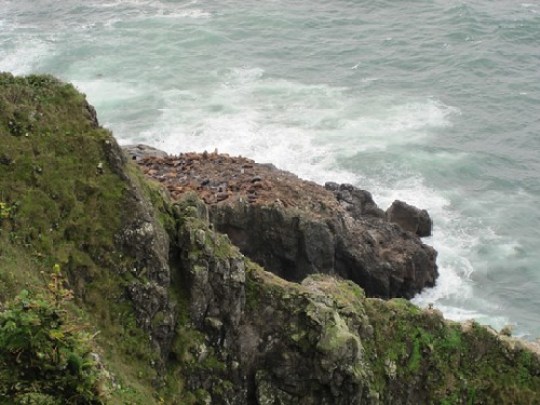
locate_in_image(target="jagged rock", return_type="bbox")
[209,201,436,299]
[83,99,100,128]
[386,200,432,237]
[238,273,375,405]
[126,282,175,347]
[103,137,177,364]
[325,182,385,219]
[162,196,540,405]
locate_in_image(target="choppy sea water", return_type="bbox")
[1,0,539,338]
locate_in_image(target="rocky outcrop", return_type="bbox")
[102,138,178,365]
[4,74,540,405]
[127,149,437,299]
[386,200,432,237]
[324,182,385,219]
[165,196,540,404]
[209,201,436,299]
[124,143,169,161]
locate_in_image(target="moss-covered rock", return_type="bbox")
[168,195,540,403]
[0,72,165,403]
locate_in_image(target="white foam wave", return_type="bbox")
[133,67,355,183]
[0,39,51,75]
[126,66,465,201]
[73,79,148,106]
[339,100,459,152]
[387,100,459,131]
[94,0,210,19]
[364,174,481,311]
[222,66,265,86]
[153,9,211,19]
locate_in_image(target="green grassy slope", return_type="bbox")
[0,73,159,404]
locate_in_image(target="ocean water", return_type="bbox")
[1,0,539,338]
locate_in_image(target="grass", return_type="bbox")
[0,72,159,403]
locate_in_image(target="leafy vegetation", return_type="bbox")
[364,298,540,403]
[0,266,106,404]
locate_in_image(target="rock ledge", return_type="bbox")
[125,145,438,299]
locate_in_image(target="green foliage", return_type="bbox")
[0,73,162,403]
[0,266,106,404]
[0,202,12,220]
[364,299,540,403]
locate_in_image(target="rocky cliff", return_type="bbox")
[1,73,540,404]
[126,147,437,299]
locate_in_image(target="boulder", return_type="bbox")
[123,143,169,161]
[386,200,432,237]
[325,182,385,219]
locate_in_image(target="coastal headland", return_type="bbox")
[1,73,539,404]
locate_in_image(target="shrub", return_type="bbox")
[0,265,106,404]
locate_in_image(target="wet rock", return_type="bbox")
[127,145,438,299]
[325,182,385,219]
[386,200,432,237]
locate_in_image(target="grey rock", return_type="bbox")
[123,144,169,161]
[209,200,437,299]
[106,138,176,364]
[325,182,385,219]
[386,200,432,237]
[83,99,99,128]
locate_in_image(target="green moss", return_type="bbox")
[245,261,264,311]
[364,297,540,403]
[0,73,160,404]
[317,311,360,353]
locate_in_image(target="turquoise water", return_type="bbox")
[1,0,540,337]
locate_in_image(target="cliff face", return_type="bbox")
[169,198,540,405]
[1,73,540,404]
